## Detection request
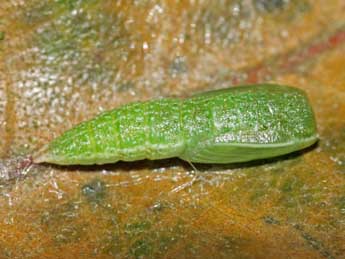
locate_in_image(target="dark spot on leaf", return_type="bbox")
[294,224,336,259]
[263,215,280,225]
[169,56,188,77]
[254,0,288,12]
[117,81,135,92]
[82,179,106,203]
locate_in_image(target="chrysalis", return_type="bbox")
[33,84,318,165]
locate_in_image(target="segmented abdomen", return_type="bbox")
[46,99,188,164]
[106,99,185,161]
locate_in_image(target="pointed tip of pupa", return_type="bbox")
[32,144,52,164]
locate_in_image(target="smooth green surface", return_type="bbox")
[34,84,317,165]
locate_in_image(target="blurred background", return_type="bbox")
[0,0,345,258]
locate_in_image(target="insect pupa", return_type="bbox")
[33,84,318,165]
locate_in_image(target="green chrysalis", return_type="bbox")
[33,84,318,165]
